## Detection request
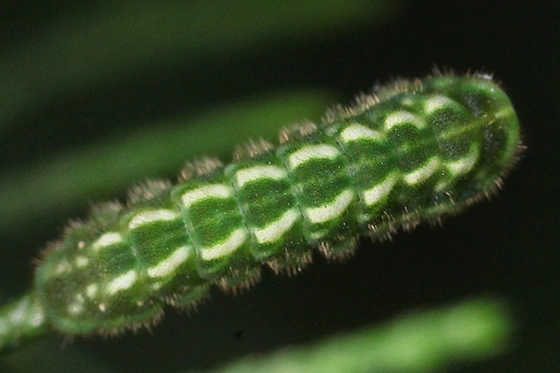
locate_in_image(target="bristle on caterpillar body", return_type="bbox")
[0,72,522,349]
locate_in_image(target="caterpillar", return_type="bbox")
[0,72,522,352]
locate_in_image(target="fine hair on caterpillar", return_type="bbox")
[0,71,523,352]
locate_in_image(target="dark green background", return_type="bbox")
[0,1,558,372]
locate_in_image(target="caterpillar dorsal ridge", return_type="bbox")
[0,71,522,352]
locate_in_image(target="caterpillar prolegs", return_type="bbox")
[0,72,522,351]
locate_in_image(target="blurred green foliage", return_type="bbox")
[0,0,394,131]
[212,297,512,373]
[0,90,334,232]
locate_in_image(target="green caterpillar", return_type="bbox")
[0,72,522,352]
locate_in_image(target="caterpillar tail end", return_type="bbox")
[0,292,48,354]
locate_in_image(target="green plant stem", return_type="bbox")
[0,292,49,354]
